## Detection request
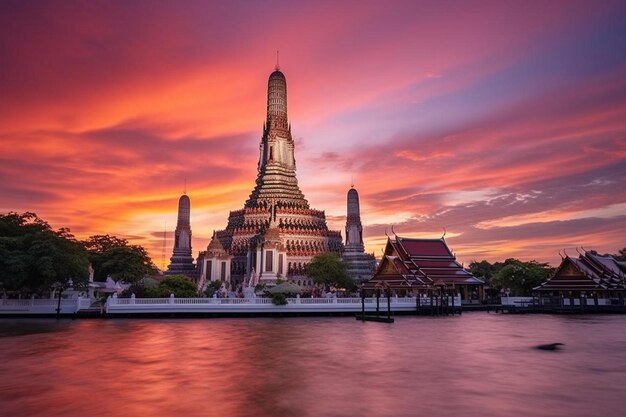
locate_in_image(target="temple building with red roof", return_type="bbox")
[363,234,484,303]
[534,250,626,297]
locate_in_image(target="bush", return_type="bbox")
[151,275,197,298]
[271,293,288,305]
[204,280,222,297]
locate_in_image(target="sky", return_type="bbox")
[1,0,625,269]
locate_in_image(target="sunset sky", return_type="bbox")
[1,0,625,269]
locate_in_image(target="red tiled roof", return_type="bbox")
[364,235,482,289]
[398,238,452,257]
[535,252,626,292]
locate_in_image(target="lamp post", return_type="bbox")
[53,282,64,318]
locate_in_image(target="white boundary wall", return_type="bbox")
[0,297,92,314]
[106,295,462,314]
[0,295,462,315]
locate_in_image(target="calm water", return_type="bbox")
[1,314,625,417]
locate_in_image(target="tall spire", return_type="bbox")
[345,186,363,249]
[176,194,190,230]
[166,194,195,276]
[267,68,287,119]
[343,184,375,282]
[246,67,306,207]
[215,67,345,286]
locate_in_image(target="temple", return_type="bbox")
[341,185,375,282]
[166,194,196,276]
[534,250,626,297]
[363,234,484,303]
[213,68,343,286]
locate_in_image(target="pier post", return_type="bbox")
[451,293,454,315]
[361,290,365,317]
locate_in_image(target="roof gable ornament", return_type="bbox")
[442,227,447,239]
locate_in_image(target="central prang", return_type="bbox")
[207,68,344,286]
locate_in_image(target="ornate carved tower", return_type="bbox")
[342,185,375,282]
[216,67,343,285]
[166,194,196,276]
[247,69,305,205]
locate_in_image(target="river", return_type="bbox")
[1,313,625,417]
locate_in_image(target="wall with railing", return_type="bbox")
[0,297,93,314]
[1,294,462,315]
[105,294,462,314]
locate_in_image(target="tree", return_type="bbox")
[305,253,354,291]
[0,212,89,294]
[204,280,222,297]
[83,234,156,284]
[147,275,197,298]
[490,260,552,296]
[468,260,495,285]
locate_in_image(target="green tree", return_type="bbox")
[305,253,354,291]
[468,260,495,285]
[491,260,552,296]
[83,234,156,284]
[203,280,222,297]
[0,212,89,294]
[148,275,197,298]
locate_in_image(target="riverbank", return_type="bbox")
[2,295,626,318]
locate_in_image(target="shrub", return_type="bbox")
[204,280,222,297]
[271,293,288,305]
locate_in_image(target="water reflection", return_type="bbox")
[1,314,625,417]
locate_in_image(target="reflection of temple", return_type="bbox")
[166,194,196,276]
[363,235,484,303]
[214,68,343,285]
[342,185,375,282]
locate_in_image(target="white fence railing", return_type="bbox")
[104,295,463,313]
[1,295,463,315]
[0,297,91,314]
